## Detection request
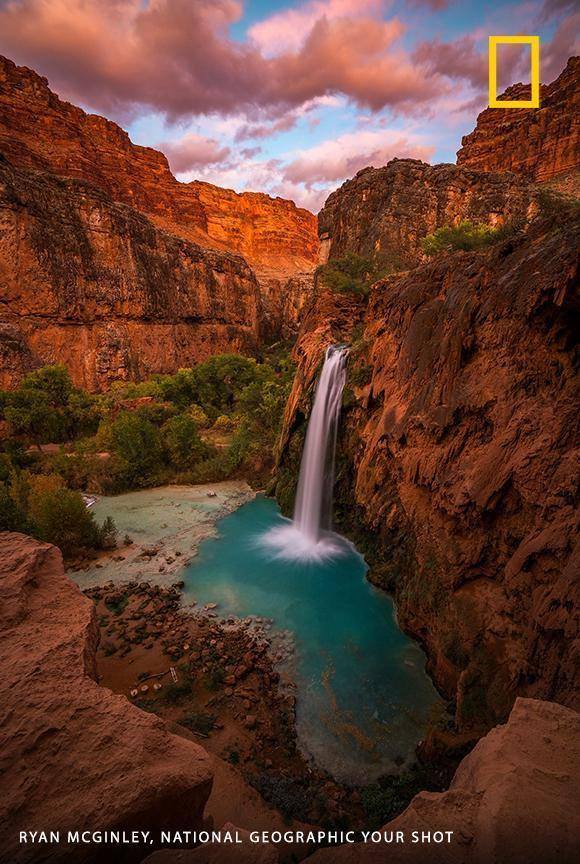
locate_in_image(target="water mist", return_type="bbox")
[260,345,349,561]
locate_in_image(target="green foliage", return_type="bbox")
[26,474,101,555]
[0,483,30,533]
[188,404,210,429]
[317,251,404,297]
[161,413,208,471]
[421,220,522,256]
[109,411,164,487]
[361,766,441,828]
[1,365,98,444]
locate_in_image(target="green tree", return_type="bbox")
[109,411,164,486]
[422,221,500,256]
[27,475,100,556]
[317,251,403,296]
[2,365,97,444]
[162,414,207,471]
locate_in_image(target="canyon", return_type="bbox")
[0,47,578,864]
[277,209,579,734]
[0,54,319,388]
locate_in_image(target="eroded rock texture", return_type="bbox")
[0,55,319,342]
[278,213,580,729]
[0,159,261,390]
[457,57,580,195]
[308,699,580,864]
[0,532,213,864]
[318,160,537,267]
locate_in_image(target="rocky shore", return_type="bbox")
[86,579,381,828]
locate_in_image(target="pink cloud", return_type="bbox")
[248,0,386,55]
[0,0,442,122]
[282,129,435,186]
[157,133,231,174]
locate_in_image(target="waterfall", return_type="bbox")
[293,345,349,542]
[260,344,349,562]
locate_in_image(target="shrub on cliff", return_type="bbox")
[422,220,521,256]
[317,251,403,296]
[25,474,106,556]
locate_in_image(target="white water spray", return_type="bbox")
[260,345,350,562]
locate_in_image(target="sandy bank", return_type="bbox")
[69,481,255,589]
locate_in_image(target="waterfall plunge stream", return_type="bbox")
[261,345,350,562]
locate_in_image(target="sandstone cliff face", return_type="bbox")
[0,532,213,864]
[0,55,319,340]
[318,159,537,267]
[308,698,580,864]
[277,213,579,729]
[457,57,580,195]
[0,158,261,390]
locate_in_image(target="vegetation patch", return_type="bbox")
[422,219,523,256]
[317,251,406,296]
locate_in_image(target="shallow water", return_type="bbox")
[182,495,443,784]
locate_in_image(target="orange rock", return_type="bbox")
[0,532,213,863]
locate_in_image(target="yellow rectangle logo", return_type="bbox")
[488,35,540,108]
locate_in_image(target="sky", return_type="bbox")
[0,0,577,211]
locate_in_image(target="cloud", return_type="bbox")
[248,0,386,55]
[541,13,580,80]
[282,129,435,186]
[157,133,231,173]
[0,0,442,122]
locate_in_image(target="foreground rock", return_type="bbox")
[278,210,580,730]
[457,57,579,195]
[308,699,580,864]
[0,533,213,864]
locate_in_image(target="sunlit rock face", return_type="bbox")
[0,158,262,390]
[278,210,579,732]
[317,159,538,268]
[0,532,213,864]
[0,54,320,385]
[457,57,580,195]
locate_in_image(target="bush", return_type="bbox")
[1,365,98,444]
[181,710,216,736]
[213,414,234,432]
[0,483,30,533]
[317,251,404,296]
[109,411,164,487]
[26,474,101,555]
[188,404,210,429]
[162,681,193,704]
[421,220,522,256]
[162,414,208,470]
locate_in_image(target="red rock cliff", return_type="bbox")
[0,54,319,334]
[0,531,213,863]
[277,211,579,730]
[0,158,262,390]
[457,57,580,195]
[318,159,537,267]
[308,698,580,864]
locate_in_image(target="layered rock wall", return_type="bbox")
[0,532,213,863]
[0,159,261,390]
[318,160,537,267]
[457,57,579,194]
[0,55,319,343]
